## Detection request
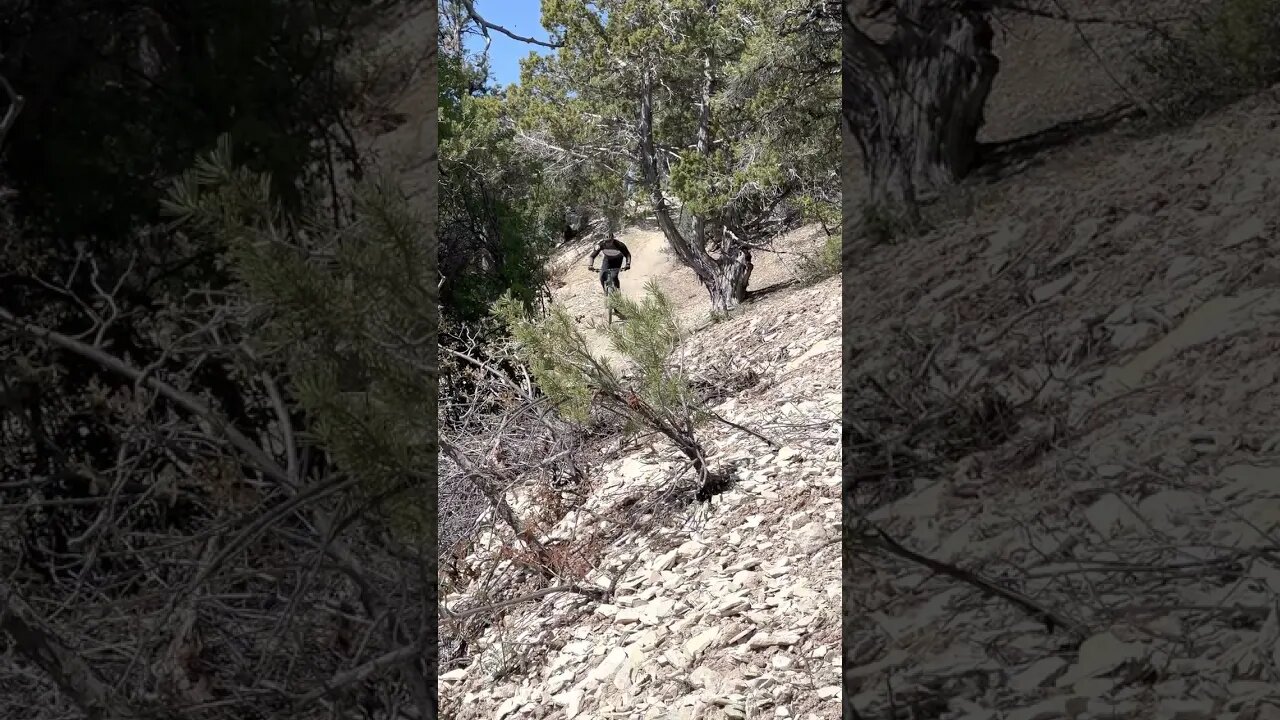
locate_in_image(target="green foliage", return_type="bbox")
[668,147,790,220]
[439,45,486,147]
[439,0,838,318]
[862,204,916,246]
[1137,0,1280,122]
[797,194,840,231]
[439,6,568,321]
[719,0,839,221]
[604,281,694,413]
[795,193,842,280]
[494,297,603,423]
[440,92,552,317]
[1,0,377,242]
[794,230,842,284]
[495,280,698,429]
[164,138,437,542]
[823,231,842,270]
[495,280,732,495]
[523,0,838,239]
[504,55,632,223]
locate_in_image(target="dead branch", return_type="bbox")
[998,2,1188,29]
[443,583,606,621]
[0,580,140,719]
[460,0,562,51]
[0,305,282,481]
[293,639,426,706]
[698,405,781,448]
[852,521,1089,637]
[0,301,434,718]
[0,71,23,151]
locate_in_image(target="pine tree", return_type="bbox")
[496,280,733,500]
[163,136,438,544]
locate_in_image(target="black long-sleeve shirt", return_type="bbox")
[589,238,631,270]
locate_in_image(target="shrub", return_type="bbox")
[861,202,914,246]
[495,281,733,500]
[794,229,842,284]
[164,136,438,543]
[1137,0,1280,122]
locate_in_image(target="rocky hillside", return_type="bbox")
[441,270,841,719]
[843,87,1280,719]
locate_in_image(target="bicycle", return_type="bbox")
[588,263,629,324]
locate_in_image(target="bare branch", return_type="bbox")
[996,2,1187,29]
[0,72,23,151]
[853,522,1089,637]
[444,583,605,620]
[292,639,425,706]
[0,580,139,719]
[460,0,562,50]
[0,304,286,482]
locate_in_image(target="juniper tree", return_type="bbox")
[0,1,442,715]
[511,0,839,311]
[0,142,442,718]
[1135,0,1280,122]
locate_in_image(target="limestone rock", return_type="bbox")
[1010,657,1067,692]
[1058,632,1146,687]
[747,632,802,650]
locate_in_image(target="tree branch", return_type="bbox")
[0,305,285,481]
[853,522,1088,637]
[0,304,423,686]
[997,2,1187,30]
[0,580,140,719]
[461,0,562,50]
[442,583,605,620]
[293,639,427,706]
[0,71,25,151]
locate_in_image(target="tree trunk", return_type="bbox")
[624,394,733,501]
[706,245,751,310]
[635,11,754,313]
[844,1,998,221]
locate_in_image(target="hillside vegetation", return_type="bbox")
[436,1,841,718]
[1,1,441,717]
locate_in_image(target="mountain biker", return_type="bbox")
[587,222,631,295]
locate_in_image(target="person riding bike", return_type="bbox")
[587,221,632,322]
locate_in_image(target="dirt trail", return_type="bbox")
[548,222,824,360]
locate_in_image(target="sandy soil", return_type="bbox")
[548,221,827,360]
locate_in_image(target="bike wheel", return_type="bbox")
[602,282,617,323]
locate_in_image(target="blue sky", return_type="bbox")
[462,1,554,88]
